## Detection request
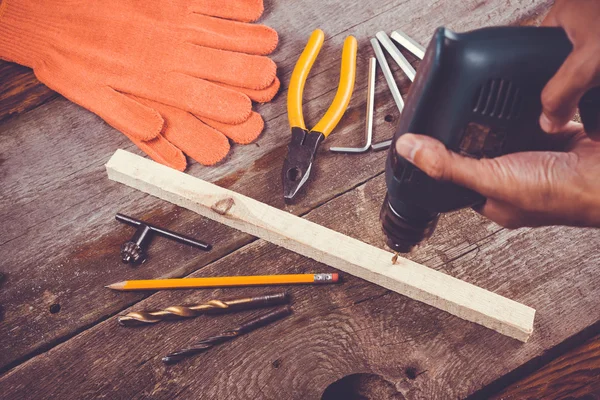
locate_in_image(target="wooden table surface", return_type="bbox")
[1,1,599,399]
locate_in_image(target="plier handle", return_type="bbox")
[283,29,357,201]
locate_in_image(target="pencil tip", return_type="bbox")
[106,281,125,290]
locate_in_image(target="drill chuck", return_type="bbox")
[380,195,439,253]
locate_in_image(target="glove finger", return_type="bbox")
[217,77,281,103]
[121,72,252,125]
[35,67,164,141]
[189,0,264,23]
[134,96,231,166]
[178,43,277,90]
[201,111,264,144]
[124,131,188,172]
[186,13,277,56]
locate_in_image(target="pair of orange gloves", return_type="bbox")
[0,0,278,170]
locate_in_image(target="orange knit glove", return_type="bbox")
[0,0,279,169]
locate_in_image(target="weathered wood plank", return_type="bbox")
[0,61,56,123]
[107,149,536,342]
[0,0,553,373]
[492,334,600,399]
[0,174,597,399]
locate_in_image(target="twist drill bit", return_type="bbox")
[118,292,289,327]
[162,306,292,365]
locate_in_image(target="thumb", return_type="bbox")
[395,134,516,200]
[540,48,600,134]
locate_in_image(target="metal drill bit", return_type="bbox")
[162,306,292,365]
[118,292,289,327]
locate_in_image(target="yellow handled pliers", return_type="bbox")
[282,29,357,201]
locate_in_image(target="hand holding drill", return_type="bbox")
[396,0,600,229]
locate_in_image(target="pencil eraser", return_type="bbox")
[331,273,339,282]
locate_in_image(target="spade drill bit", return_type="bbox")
[118,292,290,327]
[162,306,292,364]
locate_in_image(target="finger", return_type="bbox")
[475,199,531,229]
[540,0,561,27]
[134,97,231,166]
[186,14,278,55]
[121,72,252,125]
[476,197,578,229]
[122,129,188,171]
[540,48,600,133]
[395,134,530,202]
[536,121,583,151]
[189,0,264,23]
[88,87,165,142]
[178,42,277,90]
[35,67,165,142]
[216,77,280,103]
[201,112,264,144]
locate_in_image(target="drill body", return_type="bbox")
[382,26,600,252]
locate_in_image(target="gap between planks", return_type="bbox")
[106,149,535,342]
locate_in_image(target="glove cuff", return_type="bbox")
[0,0,48,67]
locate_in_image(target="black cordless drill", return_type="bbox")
[381,26,600,253]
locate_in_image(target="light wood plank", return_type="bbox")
[106,149,535,341]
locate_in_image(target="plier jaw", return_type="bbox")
[282,29,357,202]
[282,127,324,202]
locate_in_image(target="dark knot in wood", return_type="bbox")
[211,198,235,216]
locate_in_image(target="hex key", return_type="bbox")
[371,139,393,152]
[370,37,404,114]
[391,29,426,60]
[330,57,377,153]
[376,32,416,81]
[371,31,424,151]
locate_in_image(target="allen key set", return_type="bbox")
[330,29,425,154]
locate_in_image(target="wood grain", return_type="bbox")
[492,334,600,399]
[0,61,56,123]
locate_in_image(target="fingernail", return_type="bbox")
[540,113,559,133]
[396,135,418,163]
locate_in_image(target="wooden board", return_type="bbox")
[2,0,599,398]
[107,149,535,342]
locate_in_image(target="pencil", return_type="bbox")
[106,273,339,291]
